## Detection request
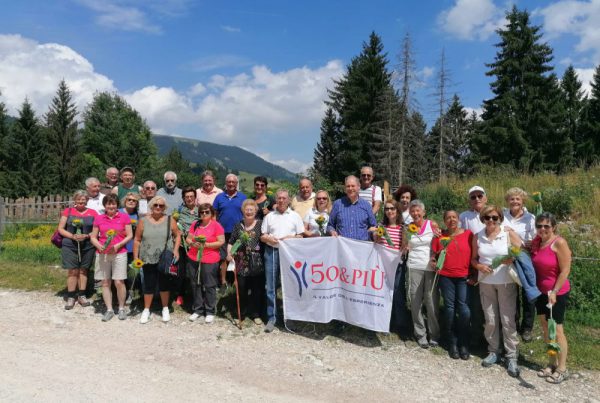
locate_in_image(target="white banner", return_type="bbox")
[279,237,401,332]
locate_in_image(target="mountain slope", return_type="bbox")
[154,135,298,181]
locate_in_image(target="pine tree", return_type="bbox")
[476,6,560,172]
[577,65,600,165]
[0,93,9,170]
[370,87,401,184]
[45,80,81,193]
[313,107,340,183]
[561,65,585,148]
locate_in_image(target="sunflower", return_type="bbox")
[106,229,116,237]
[408,223,419,233]
[172,211,180,221]
[132,259,144,269]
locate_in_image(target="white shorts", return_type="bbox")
[94,253,128,280]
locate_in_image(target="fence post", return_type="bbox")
[0,197,5,242]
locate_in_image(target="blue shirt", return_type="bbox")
[327,196,376,241]
[213,191,247,233]
[118,208,138,253]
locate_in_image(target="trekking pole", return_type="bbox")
[233,264,242,329]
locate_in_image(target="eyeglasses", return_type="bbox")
[470,194,484,200]
[316,197,328,201]
[145,187,156,190]
[361,174,372,178]
[483,215,499,222]
[200,210,211,216]
[384,207,396,211]
[255,183,266,188]
[153,204,166,209]
[126,198,137,202]
[536,224,552,229]
[165,179,175,183]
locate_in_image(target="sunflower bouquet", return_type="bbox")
[406,223,420,240]
[436,237,452,270]
[491,245,521,269]
[129,258,144,271]
[315,215,327,236]
[532,191,543,216]
[72,218,83,235]
[194,235,206,261]
[376,225,394,246]
[230,231,251,255]
[102,229,116,250]
[546,298,561,358]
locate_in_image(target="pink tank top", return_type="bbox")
[531,237,570,295]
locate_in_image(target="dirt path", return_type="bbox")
[0,289,598,402]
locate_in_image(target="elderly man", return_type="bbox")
[157,171,182,214]
[290,177,315,221]
[359,166,383,215]
[260,189,305,333]
[85,177,105,214]
[138,180,158,216]
[196,170,223,206]
[213,174,247,288]
[100,167,119,195]
[111,167,142,202]
[327,176,377,240]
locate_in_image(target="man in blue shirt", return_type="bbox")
[327,175,377,240]
[213,174,247,289]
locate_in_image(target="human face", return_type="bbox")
[183,191,196,208]
[444,211,459,231]
[360,168,373,187]
[482,211,501,231]
[345,180,359,200]
[316,192,329,212]
[243,205,257,220]
[202,175,215,191]
[164,175,176,190]
[254,181,266,196]
[225,176,238,194]
[125,196,138,211]
[199,208,212,223]
[469,192,487,212]
[152,202,166,216]
[399,192,411,211]
[105,201,118,216]
[536,219,555,242]
[409,206,424,225]
[74,195,88,211]
[86,181,100,198]
[384,203,397,221]
[276,192,290,212]
[106,169,119,185]
[507,195,523,214]
[299,179,312,200]
[121,171,134,185]
[144,183,157,199]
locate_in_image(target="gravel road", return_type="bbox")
[0,289,598,402]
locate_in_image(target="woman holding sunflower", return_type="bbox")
[90,194,133,321]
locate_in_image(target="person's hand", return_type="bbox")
[73,234,86,242]
[429,256,437,269]
[269,235,279,246]
[173,251,179,263]
[226,254,233,262]
[501,257,514,265]
[432,227,442,237]
[330,230,338,237]
[549,291,557,306]
[479,264,493,274]
[262,207,270,215]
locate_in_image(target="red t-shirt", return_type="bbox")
[94,212,131,254]
[187,219,224,264]
[431,230,473,278]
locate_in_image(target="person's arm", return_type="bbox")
[57,215,71,239]
[170,218,180,261]
[372,200,381,215]
[470,234,492,274]
[111,186,118,195]
[90,225,103,251]
[327,202,338,237]
[549,238,572,305]
[211,234,225,250]
[114,224,133,253]
[133,219,144,260]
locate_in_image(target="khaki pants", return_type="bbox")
[479,282,519,359]
[409,269,440,342]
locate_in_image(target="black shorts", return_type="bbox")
[536,292,569,324]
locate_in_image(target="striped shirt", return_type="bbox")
[358,185,382,207]
[377,225,402,250]
[327,196,377,241]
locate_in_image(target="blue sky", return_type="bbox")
[1,0,598,173]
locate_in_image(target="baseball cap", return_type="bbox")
[120,166,135,175]
[468,186,485,195]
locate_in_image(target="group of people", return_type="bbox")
[56,166,572,384]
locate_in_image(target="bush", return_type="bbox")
[541,187,573,218]
[418,185,465,215]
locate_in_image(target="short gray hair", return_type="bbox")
[225,173,238,182]
[143,180,157,188]
[201,170,216,181]
[163,171,177,181]
[409,199,425,211]
[85,177,99,188]
[147,196,167,212]
[73,190,88,200]
[345,175,360,186]
[276,189,289,198]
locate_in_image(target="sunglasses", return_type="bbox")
[536,224,552,229]
[361,174,372,178]
[125,198,137,202]
[165,179,175,183]
[316,197,328,201]
[200,210,211,216]
[384,207,396,211]
[254,183,266,188]
[470,194,484,200]
[145,187,156,190]
[483,215,499,222]
[153,204,166,208]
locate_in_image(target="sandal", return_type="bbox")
[537,365,556,378]
[546,369,569,384]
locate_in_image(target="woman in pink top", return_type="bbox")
[185,203,225,324]
[90,194,133,322]
[530,212,571,384]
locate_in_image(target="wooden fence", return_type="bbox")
[0,195,72,231]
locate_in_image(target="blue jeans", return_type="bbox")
[264,245,280,322]
[439,275,470,348]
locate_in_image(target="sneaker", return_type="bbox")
[162,307,171,322]
[102,310,114,322]
[64,297,75,310]
[140,309,150,324]
[521,330,533,343]
[176,296,183,306]
[507,359,520,377]
[417,338,429,349]
[459,346,470,361]
[189,313,201,322]
[125,293,133,306]
[253,317,263,325]
[482,352,498,367]
[429,340,439,348]
[264,318,276,333]
[118,309,127,320]
[77,295,91,307]
[205,314,215,324]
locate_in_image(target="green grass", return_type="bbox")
[0,260,65,292]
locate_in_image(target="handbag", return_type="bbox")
[51,207,73,248]
[157,216,177,276]
[506,232,522,286]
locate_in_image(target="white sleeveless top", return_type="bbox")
[476,229,514,285]
[407,220,434,271]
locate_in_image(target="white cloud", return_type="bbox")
[183,55,253,73]
[536,0,600,63]
[420,66,435,80]
[187,83,206,97]
[221,25,241,33]
[76,0,162,34]
[437,0,505,40]
[464,106,483,119]
[574,67,595,96]
[0,34,115,116]
[258,153,310,174]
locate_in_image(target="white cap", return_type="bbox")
[468,186,486,195]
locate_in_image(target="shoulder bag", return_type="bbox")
[51,207,73,248]
[157,215,178,276]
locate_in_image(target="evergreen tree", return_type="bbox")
[370,87,401,184]
[476,6,560,172]
[81,92,158,177]
[313,107,341,182]
[577,65,600,165]
[45,80,81,193]
[0,93,9,170]
[561,65,585,150]
[404,111,428,184]
[159,145,196,187]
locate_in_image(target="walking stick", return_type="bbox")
[233,263,242,329]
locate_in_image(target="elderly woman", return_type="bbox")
[57,190,98,310]
[470,205,522,377]
[403,199,439,348]
[133,196,180,324]
[432,210,473,360]
[119,192,140,304]
[171,186,198,307]
[502,187,537,342]
[186,203,225,324]
[394,184,417,225]
[226,199,264,325]
[90,194,133,321]
[303,190,332,237]
[253,176,274,220]
[531,213,571,384]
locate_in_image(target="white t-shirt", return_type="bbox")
[86,193,105,214]
[303,208,330,235]
[261,208,305,248]
[402,210,413,225]
[359,185,382,207]
[138,199,148,216]
[407,220,434,271]
[476,229,514,285]
[503,208,536,243]
[459,210,485,234]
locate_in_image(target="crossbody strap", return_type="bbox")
[163,215,171,250]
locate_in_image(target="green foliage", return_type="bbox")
[313,107,341,182]
[418,185,465,216]
[0,224,60,264]
[576,65,600,166]
[541,188,573,218]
